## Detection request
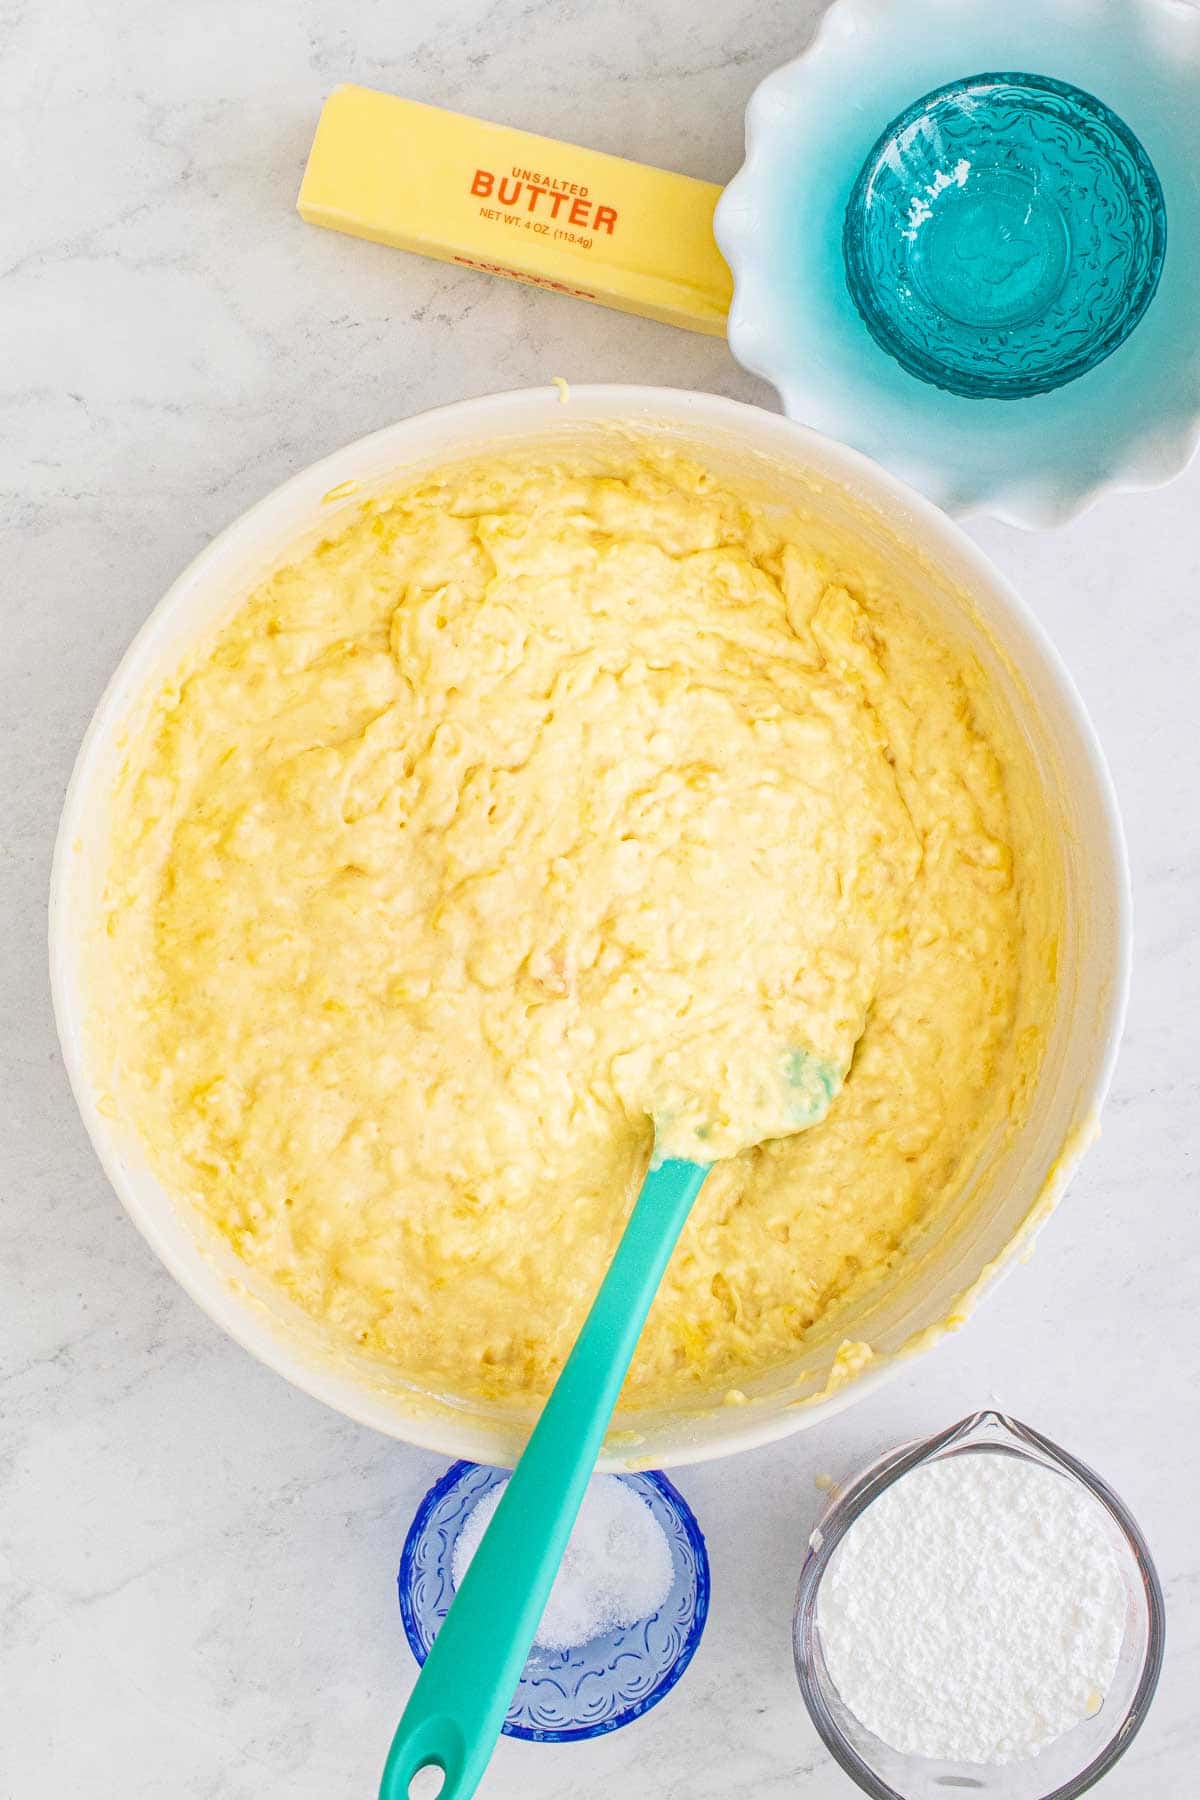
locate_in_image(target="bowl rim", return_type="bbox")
[47,382,1132,1469]
[792,1409,1166,1797]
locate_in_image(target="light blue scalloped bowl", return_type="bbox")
[715,0,1200,526]
[398,1461,710,1742]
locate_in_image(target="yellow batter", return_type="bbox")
[101,447,1054,1407]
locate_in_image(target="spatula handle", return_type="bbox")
[379,1155,710,1800]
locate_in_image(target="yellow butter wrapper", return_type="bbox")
[298,85,732,335]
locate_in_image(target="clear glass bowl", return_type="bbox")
[793,1411,1165,1798]
[843,71,1167,398]
[398,1460,710,1742]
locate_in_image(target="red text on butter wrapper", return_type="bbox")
[471,169,618,234]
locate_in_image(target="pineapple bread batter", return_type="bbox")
[100,447,1055,1407]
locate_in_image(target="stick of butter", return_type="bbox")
[297,85,733,335]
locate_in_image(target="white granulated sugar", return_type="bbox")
[451,1474,675,1653]
[817,1452,1126,1765]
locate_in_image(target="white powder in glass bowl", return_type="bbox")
[817,1451,1126,1765]
[451,1474,674,1653]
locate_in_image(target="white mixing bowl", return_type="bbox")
[49,386,1129,1470]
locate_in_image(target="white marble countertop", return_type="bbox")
[3,1,1197,1794]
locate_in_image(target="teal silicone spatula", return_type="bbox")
[379,1148,710,1800]
[379,1044,841,1800]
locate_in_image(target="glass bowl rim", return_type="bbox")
[792,1408,1166,1799]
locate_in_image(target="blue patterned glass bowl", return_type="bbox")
[843,71,1167,398]
[397,1461,710,1742]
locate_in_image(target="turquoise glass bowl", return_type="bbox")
[397,1461,710,1742]
[843,72,1166,398]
